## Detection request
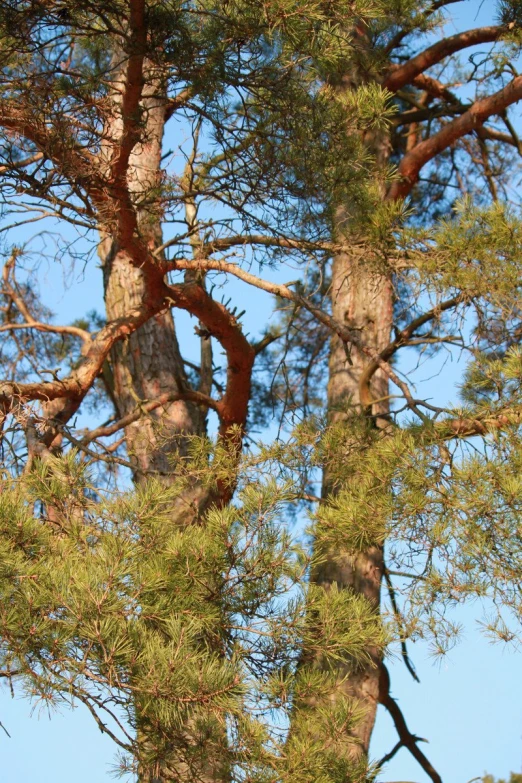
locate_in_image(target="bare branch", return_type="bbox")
[378,663,442,783]
[388,75,522,200]
[0,151,44,174]
[1,255,91,344]
[81,390,220,443]
[164,86,196,121]
[383,567,419,683]
[359,295,467,406]
[0,302,159,415]
[384,26,506,93]
[155,233,335,259]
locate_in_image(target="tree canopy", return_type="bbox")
[1,1,522,781]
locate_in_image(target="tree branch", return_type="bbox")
[383,568,419,683]
[378,663,442,783]
[0,151,44,174]
[165,257,356,347]
[164,86,196,121]
[359,295,467,406]
[388,75,522,200]
[384,26,506,93]
[0,302,160,416]
[0,100,103,201]
[2,254,91,344]
[164,280,255,446]
[155,233,335,259]
[81,390,220,444]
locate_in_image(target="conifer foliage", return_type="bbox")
[1,1,522,782]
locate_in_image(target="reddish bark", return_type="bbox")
[389,75,522,200]
[383,26,505,93]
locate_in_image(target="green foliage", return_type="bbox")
[482,774,522,783]
[0,449,383,780]
[498,0,522,27]
[3,0,522,780]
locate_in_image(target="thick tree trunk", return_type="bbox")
[300,18,397,753]
[303,30,394,760]
[99,76,203,479]
[312,235,392,760]
[101,244,197,464]
[98,66,229,783]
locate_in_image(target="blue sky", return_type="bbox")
[2,2,522,781]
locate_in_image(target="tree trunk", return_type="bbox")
[101,244,200,466]
[312,234,393,761]
[98,65,229,783]
[305,28,395,759]
[99,72,203,478]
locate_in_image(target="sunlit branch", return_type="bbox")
[389,75,522,200]
[384,26,506,94]
[359,295,467,407]
[0,152,44,174]
[155,233,336,259]
[81,390,220,444]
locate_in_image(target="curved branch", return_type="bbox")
[1,254,91,343]
[165,257,355,346]
[0,303,159,417]
[388,75,522,200]
[383,26,506,93]
[410,73,460,103]
[164,280,255,443]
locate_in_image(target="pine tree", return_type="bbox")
[1,2,522,783]
[0,1,384,780]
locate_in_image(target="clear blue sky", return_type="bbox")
[2,2,522,781]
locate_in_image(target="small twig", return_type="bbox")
[0,720,11,738]
[384,568,420,683]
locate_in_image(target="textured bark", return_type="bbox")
[314,235,392,762]
[97,58,229,783]
[99,66,203,479]
[101,242,199,474]
[314,55,522,765]
[307,29,394,760]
